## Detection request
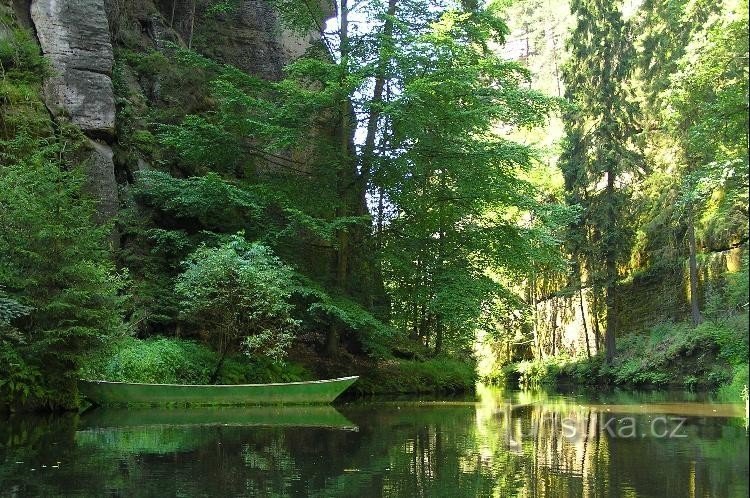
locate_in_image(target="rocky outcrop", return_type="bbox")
[22,0,333,224]
[161,0,332,81]
[535,246,747,357]
[30,0,116,135]
[29,0,118,223]
[85,140,119,223]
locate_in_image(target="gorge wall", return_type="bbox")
[535,246,747,357]
[10,0,331,223]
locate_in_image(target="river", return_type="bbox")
[1,386,747,497]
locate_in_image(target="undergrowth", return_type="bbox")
[79,337,311,386]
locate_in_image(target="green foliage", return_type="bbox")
[726,253,750,310]
[79,336,311,385]
[157,115,244,174]
[292,276,393,357]
[0,26,122,408]
[717,363,748,401]
[354,357,477,395]
[560,0,642,362]
[0,135,126,409]
[0,19,48,80]
[0,289,31,327]
[514,356,570,387]
[512,315,747,392]
[373,3,564,355]
[133,171,262,231]
[80,337,217,384]
[217,355,310,384]
[176,235,299,365]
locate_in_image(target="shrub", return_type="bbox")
[354,357,477,394]
[0,22,48,80]
[718,363,749,401]
[80,337,216,384]
[0,142,126,409]
[80,337,312,385]
[176,234,299,381]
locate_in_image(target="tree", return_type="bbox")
[0,136,126,409]
[371,6,562,355]
[175,235,299,382]
[560,0,641,363]
[266,0,563,356]
[635,0,723,327]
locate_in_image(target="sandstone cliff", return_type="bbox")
[14,0,331,222]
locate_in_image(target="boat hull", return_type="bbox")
[78,376,358,406]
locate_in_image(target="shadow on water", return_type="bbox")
[1,387,748,497]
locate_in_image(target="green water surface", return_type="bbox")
[1,386,747,497]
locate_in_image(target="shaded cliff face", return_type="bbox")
[30,0,115,134]
[153,0,332,80]
[535,246,747,358]
[19,0,331,222]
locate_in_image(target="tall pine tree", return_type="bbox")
[560,0,641,363]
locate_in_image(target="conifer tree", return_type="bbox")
[560,0,641,363]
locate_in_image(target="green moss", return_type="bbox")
[0,19,52,143]
[0,21,48,80]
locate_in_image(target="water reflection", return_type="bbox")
[0,388,747,497]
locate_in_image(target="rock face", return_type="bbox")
[30,0,115,134]
[85,140,119,223]
[534,246,747,357]
[30,0,118,223]
[163,0,332,81]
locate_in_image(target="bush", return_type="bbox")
[0,21,48,80]
[718,363,749,401]
[80,337,217,384]
[354,357,477,395]
[80,337,312,385]
[0,142,126,410]
[504,316,747,392]
[176,234,299,375]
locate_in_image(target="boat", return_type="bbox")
[78,376,359,407]
[79,406,358,430]
[76,406,358,456]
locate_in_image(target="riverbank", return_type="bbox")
[71,337,477,405]
[499,315,749,401]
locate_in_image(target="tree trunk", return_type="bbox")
[188,0,196,49]
[592,287,602,350]
[327,0,352,357]
[210,348,227,384]
[688,217,703,325]
[377,186,385,247]
[170,0,177,28]
[325,323,340,357]
[358,0,398,210]
[580,286,591,359]
[531,272,541,359]
[434,317,443,356]
[603,278,616,365]
[604,171,617,364]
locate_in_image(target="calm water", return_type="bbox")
[1,386,747,497]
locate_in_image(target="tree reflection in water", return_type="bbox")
[0,389,747,497]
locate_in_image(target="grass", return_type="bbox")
[79,337,311,385]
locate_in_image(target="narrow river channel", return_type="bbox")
[1,386,747,497]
